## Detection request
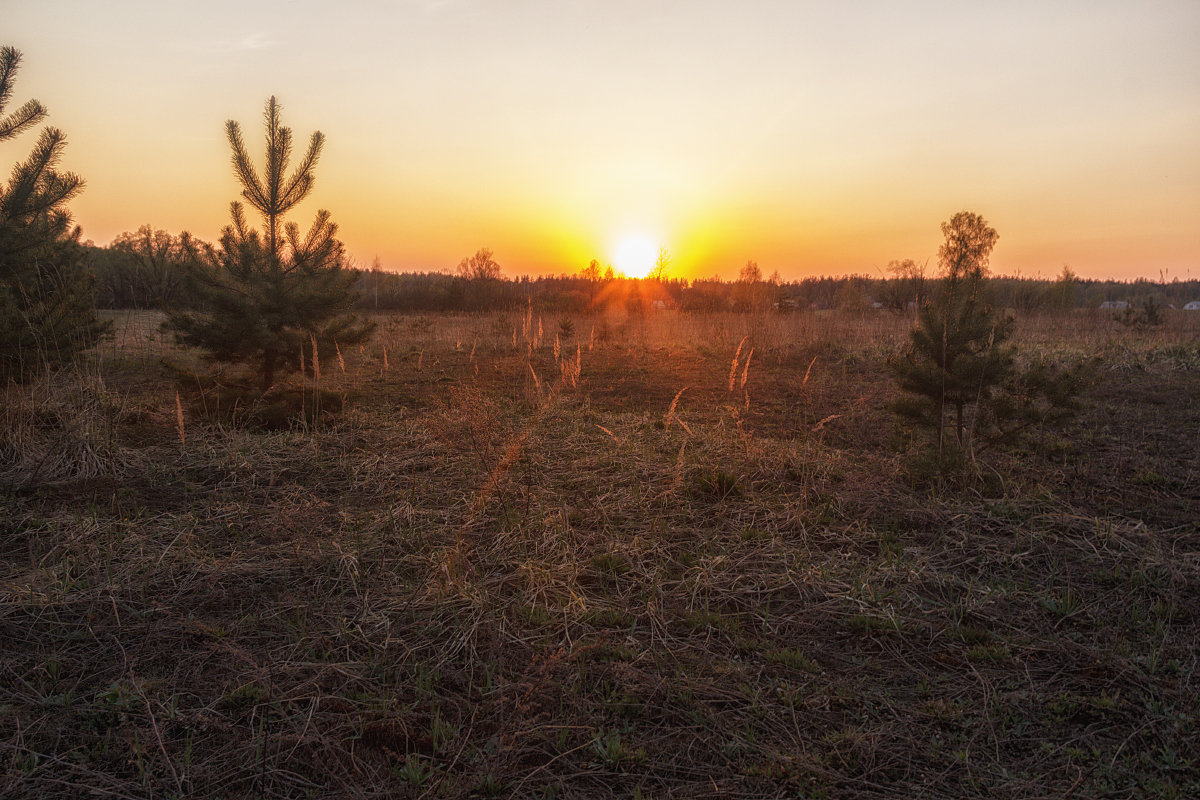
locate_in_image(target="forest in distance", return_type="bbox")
[84,228,1200,315]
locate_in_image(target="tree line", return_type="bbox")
[86,235,1199,315]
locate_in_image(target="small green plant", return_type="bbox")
[220,682,268,711]
[592,730,646,767]
[966,643,1010,663]
[95,682,135,713]
[848,614,899,636]
[766,647,820,674]
[395,755,432,787]
[430,709,455,753]
[590,551,629,581]
[1041,587,1083,618]
[474,773,504,797]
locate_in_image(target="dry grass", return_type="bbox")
[1,308,1198,798]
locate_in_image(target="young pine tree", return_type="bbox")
[0,46,109,382]
[889,212,1014,454]
[890,212,1088,460]
[169,97,373,389]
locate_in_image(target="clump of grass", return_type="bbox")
[592,730,646,767]
[766,647,820,673]
[966,643,1011,664]
[1,368,135,485]
[692,467,741,501]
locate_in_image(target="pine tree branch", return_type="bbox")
[226,120,267,214]
[279,131,323,212]
[0,98,47,142]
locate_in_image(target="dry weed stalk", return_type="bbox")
[740,347,754,388]
[812,413,841,432]
[803,355,817,385]
[728,336,748,392]
[309,333,321,382]
[528,362,543,402]
[672,439,687,492]
[559,345,582,388]
[595,424,622,444]
[174,391,186,447]
[664,386,688,430]
[382,345,389,372]
[335,342,346,374]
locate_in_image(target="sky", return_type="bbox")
[6,0,1199,281]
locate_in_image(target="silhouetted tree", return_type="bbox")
[457,248,502,280]
[890,212,1086,459]
[168,97,372,390]
[580,259,601,283]
[1045,265,1077,311]
[881,259,926,313]
[646,248,671,282]
[94,226,214,308]
[890,212,1013,453]
[580,259,602,309]
[733,260,772,312]
[0,46,109,382]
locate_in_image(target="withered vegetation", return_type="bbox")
[2,308,1198,798]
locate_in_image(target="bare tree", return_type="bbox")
[646,247,671,282]
[457,248,502,280]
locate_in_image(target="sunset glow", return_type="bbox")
[5,1,1199,281]
[612,235,661,279]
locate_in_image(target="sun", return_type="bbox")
[612,234,659,278]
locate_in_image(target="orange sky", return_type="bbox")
[7,1,1199,281]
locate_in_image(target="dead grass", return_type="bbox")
[1,308,1197,798]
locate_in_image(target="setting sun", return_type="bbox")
[612,234,660,278]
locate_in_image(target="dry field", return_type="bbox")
[2,308,1198,799]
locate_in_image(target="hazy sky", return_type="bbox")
[6,0,1199,280]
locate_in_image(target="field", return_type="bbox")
[2,308,1198,799]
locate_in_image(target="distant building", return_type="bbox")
[1099,300,1129,310]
